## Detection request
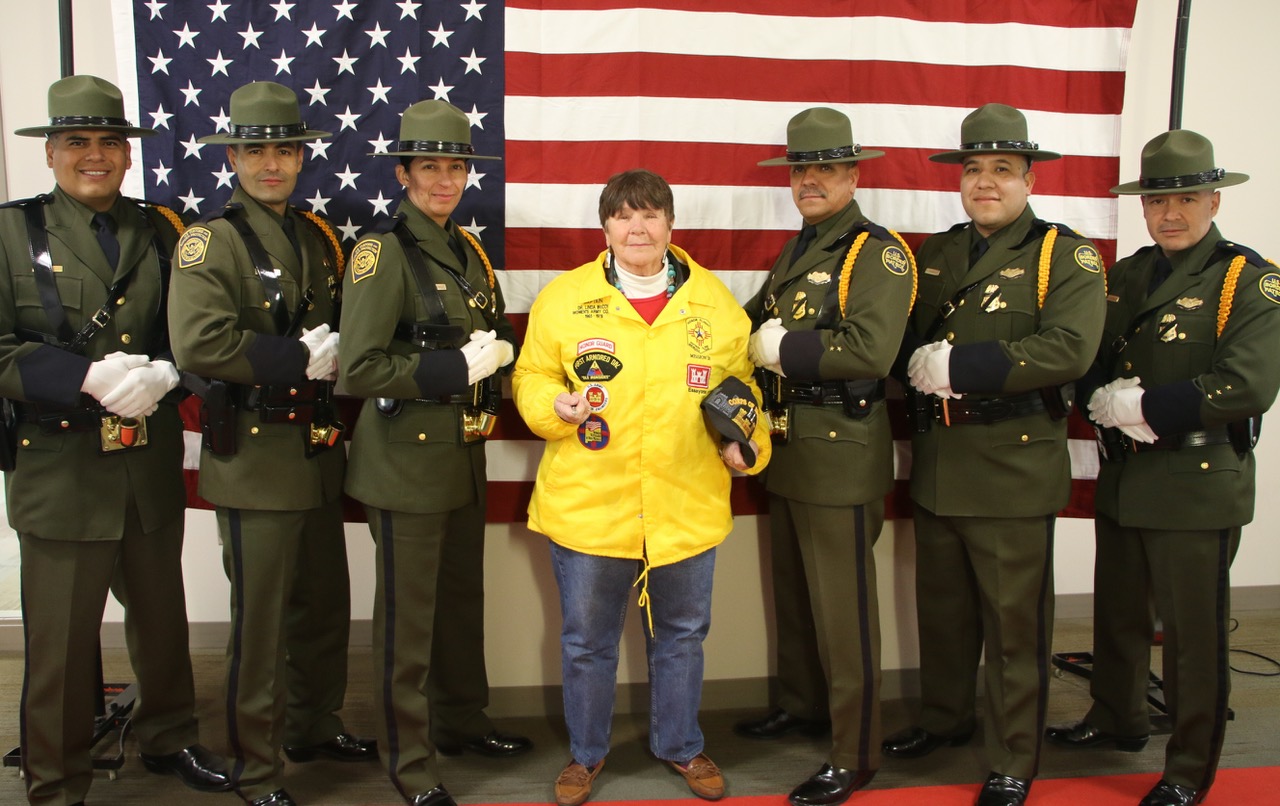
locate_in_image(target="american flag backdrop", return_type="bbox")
[110,0,1141,520]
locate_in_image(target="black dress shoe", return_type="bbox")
[881,726,973,759]
[975,772,1031,806]
[435,731,533,757]
[1044,720,1149,752]
[787,764,875,806]
[734,708,831,740]
[1139,779,1202,806]
[284,733,378,763]
[410,785,458,806]
[250,790,297,806]
[139,743,232,792]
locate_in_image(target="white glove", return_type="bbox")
[300,325,338,381]
[493,339,515,368]
[749,318,786,375]
[1087,376,1145,428]
[1118,421,1158,443]
[81,352,149,402]
[460,329,501,384]
[908,341,959,399]
[554,391,590,424]
[99,360,180,418]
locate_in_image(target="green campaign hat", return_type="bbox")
[198,81,331,144]
[758,107,884,167]
[930,103,1061,164]
[375,99,500,159]
[1111,129,1248,195]
[16,75,156,138]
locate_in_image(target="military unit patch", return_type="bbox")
[1260,272,1280,305]
[577,337,615,355]
[882,245,909,275]
[583,384,609,412]
[1074,244,1103,273]
[177,226,211,269]
[577,414,610,450]
[687,364,711,389]
[350,240,381,284]
[686,317,712,353]
[573,351,623,382]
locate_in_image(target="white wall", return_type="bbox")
[1,0,1277,687]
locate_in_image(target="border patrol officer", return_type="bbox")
[884,104,1106,806]
[737,107,915,806]
[1045,130,1280,806]
[168,82,372,806]
[339,99,524,806]
[0,75,229,805]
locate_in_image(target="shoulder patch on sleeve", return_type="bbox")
[350,239,381,284]
[1073,244,1103,273]
[177,226,212,269]
[1258,272,1280,305]
[881,244,910,275]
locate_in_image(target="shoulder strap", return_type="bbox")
[218,204,309,336]
[389,216,463,341]
[18,195,76,346]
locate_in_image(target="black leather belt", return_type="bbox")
[931,390,1046,425]
[1125,428,1232,453]
[777,379,885,407]
[16,401,104,433]
[239,381,330,425]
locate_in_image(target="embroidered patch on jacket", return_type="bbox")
[1074,245,1103,273]
[686,317,712,353]
[687,364,711,389]
[573,351,623,382]
[1260,273,1280,305]
[577,338,615,355]
[350,240,381,283]
[577,414,610,450]
[583,384,609,412]
[176,226,211,269]
[573,298,610,319]
[882,245,909,275]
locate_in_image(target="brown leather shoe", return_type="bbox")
[555,758,604,806]
[668,753,725,800]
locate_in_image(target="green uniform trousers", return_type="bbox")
[19,505,197,806]
[912,506,1055,780]
[770,495,883,772]
[219,501,350,801]
[1086,514,1238,793]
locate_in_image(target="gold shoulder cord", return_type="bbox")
[299,210,346,277]
[1036,226,1058,310]
[836,232,870,316]
[150,203,186,236]
[1215,255,1246,338]
[889,229,919,313]
[456,226,497,292]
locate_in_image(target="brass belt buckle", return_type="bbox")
[309,420,344,448]
[461,409,497,443]
[100,414,148,453]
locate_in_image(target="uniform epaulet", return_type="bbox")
[372,214,403,235]
[1216,240,1273,269]
[126,197,187,236]
[1041,219,1088,240]
[198,202,243,224]
[946,221,968,234]
[0,194,52,211]
[831,220,893,248]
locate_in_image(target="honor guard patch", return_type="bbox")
[577,338,615,355]
[1176,296,1204,311]
[806,270,832,285]
[350,240,381,284]
[583,383,610,412]
[1074,244,1103,273]
[573,351,623,382]
[686,317,712,353]
[577,414,610,450]
[1260,273,1280,304]
[687,364,711,389]
[177,226,211,269]
[999,267,1025,280]
[882,245,909,275]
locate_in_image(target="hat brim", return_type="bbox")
[372,149,501,160]
[929,148,1061,164]
[16,123,157,138]
[1111,172,1249,195]
[758,149,885,167]
[198,129,334,145]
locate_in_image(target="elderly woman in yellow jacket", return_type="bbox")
[513,169,770,806]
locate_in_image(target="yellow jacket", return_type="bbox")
[513,245,770,567]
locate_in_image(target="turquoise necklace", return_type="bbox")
[606,250,677,298]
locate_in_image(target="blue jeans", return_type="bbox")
[548,541,716,768]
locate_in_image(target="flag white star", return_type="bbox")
[207,50,233,76]
[180,134,203,159]
[461,1,486,21]
[462,218,486,238]
[466,164,486,190]
[239,23,264,49]
[306,190,331,215]
[307,140,332,160]
[335,165,362,190]
[179,81,202,107]
[367,79,392,105]
[149,49,172,74]
[338,218,361,242]
[178,188,205,213]
[207,0,230,23]
[333,0,358,21]
[210,107,231,132]
[149,105,174,130]
[428,23,454,48]
[152,160,171,186]
[173,23,199,48]
[333,49,358,75]
[144,0,166,20]
[302,23,326,47]
[463,104,487,129]
[304,80,331,106]
[335,107,361,132]
[396,0,421,19]
[368,191,394,217]
[368,132,394,154]
[273,49,296,75]
[460,49,485,75]
[365,22,390,48]
[270,0,295,21]
[211,163,236,189]
[397,47,420,74]
[428,78,453,101]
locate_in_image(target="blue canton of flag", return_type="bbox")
[127,0,506,266]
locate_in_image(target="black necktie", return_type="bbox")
[448,230,469,267]
[789,224,817,266]
[92,212,119,270]
[1148,254,1173,296]
[969,236,989,267]
[281,215,303,264]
